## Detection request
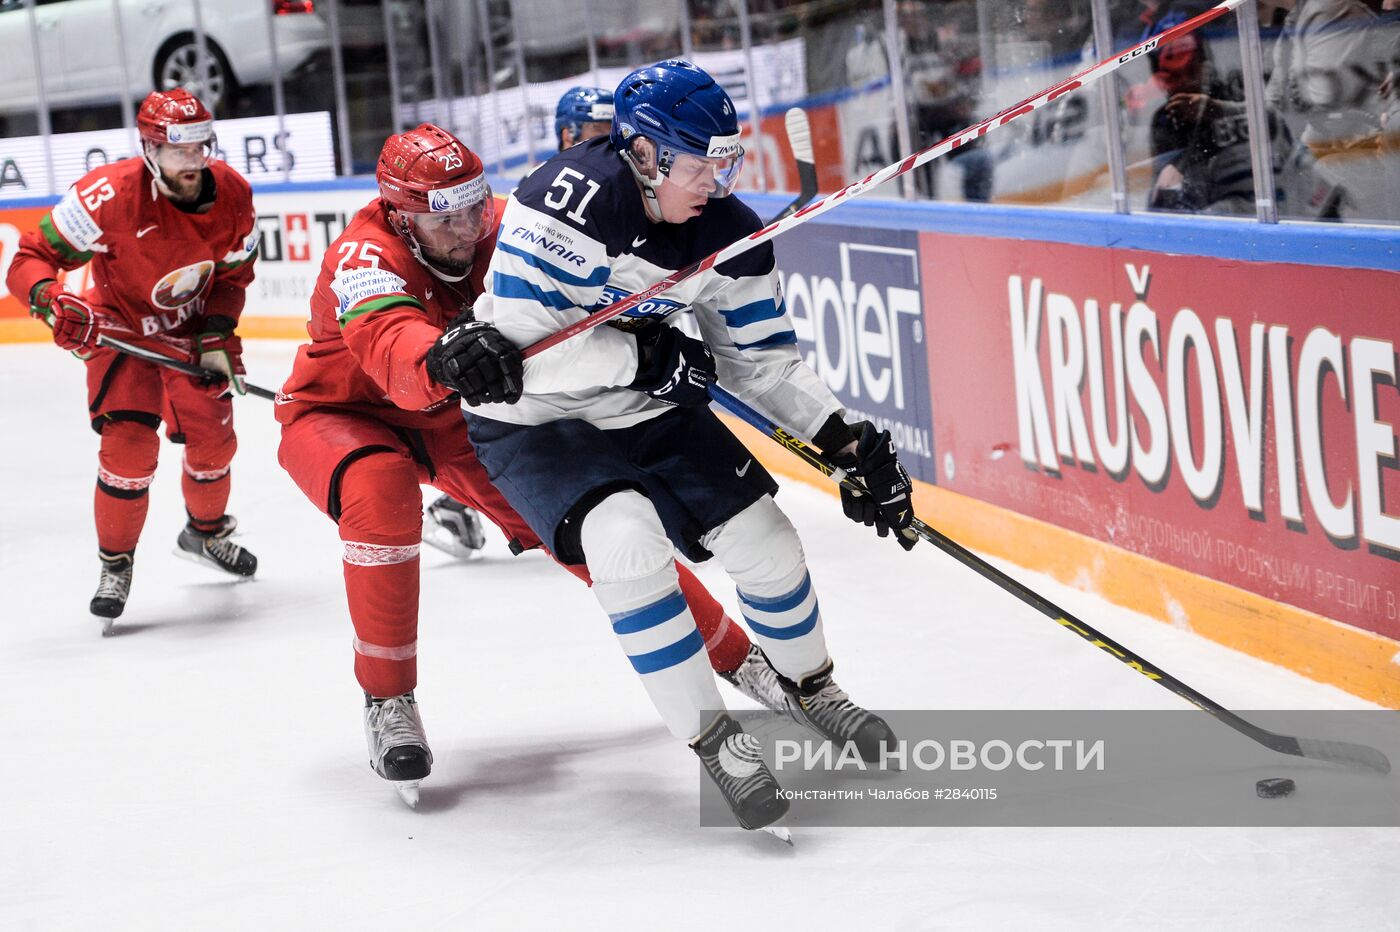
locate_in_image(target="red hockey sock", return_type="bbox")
[677,563,751,674]
[94,420,159,554]
[181,451,232,528]
[344,550,421,697]
[339,452,425,698]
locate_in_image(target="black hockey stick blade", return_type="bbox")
[769,108,819,223]
[1263,731,1392,774]
[707,384,1392,775]
[97,333,278,400]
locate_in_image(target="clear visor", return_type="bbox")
[662,149,744,198]
[152,140,214,174]
[404,188,496,248]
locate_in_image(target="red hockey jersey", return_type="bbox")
[6,157,258,344]
[275,199,497,430]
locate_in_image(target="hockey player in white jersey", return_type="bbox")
[465,60,916,834]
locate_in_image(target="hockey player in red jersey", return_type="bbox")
[276,123,780,805]
[6,88,261,632]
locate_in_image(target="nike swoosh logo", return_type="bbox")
[136,225,158,238]
[632,236,647,248]
[221,414,232,425]
[735,459,752,477]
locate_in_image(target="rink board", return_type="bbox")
[1,183,1397,705]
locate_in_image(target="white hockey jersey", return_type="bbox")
[470,136,843,443]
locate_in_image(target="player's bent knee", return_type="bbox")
[336,450,423,542]
[183,430,237,472]
[704,495,805,581]
[98,419,161,477]
[577,490,672,583]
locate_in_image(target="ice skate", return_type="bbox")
[780,659,896,764]
[175,515,257,577]
[364,692,433,808]
[421,494,487,560]
[90,550,134,634]
[691,713,790,841]
[718,644,787,712]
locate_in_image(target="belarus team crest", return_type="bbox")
[150,260,215,310]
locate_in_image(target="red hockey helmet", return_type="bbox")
[378,124,490,215]
[377,124,495,279]
[137,88,215,147]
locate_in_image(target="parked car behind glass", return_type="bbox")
[0,0,328,116]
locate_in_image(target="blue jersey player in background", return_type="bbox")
[464,60,917,835]
[553,85,615,149]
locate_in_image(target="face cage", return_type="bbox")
[405,190,495,245]
[391,194,496,282]
[141,138,215,186]
[656,144,744,198]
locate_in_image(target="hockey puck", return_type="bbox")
[1256,777,1295,798]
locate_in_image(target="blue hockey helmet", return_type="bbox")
[554,86,615,149]
[610,60,744,199]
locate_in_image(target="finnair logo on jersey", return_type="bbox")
[511,226,589,266]
[429,175,488,212]
[166,120,214,144]
[589,103,614,121]
[706,133,742,159]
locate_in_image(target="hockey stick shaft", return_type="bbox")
[96,333,278,401]
[708,384,1391,774]
[521,0,1245,361]
[769,107,819,223]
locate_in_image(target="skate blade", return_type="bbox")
[172,546,255,580]
[99,617,116,637]
[760,822,794,846]
[393,780,422,808]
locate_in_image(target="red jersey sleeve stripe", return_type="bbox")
[39,214,94,265]
[337,294,426,328]
[216,255,254,272]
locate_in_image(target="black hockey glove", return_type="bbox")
[826,420,917,551]
[425,319,524,406]
[628,323,716,408]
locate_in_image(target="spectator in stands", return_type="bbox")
[1145,19,1345,217]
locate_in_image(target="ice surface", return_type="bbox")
[1,343,1393,930]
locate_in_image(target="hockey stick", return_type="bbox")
[769,108,819,223]
[96,333,279,401]
[707,384,1392,775]
[521,0,1246,361]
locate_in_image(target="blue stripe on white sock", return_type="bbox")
[744,603,819,641]
[627,628,705,674]
[609,588,704,674]
[610,590,688,635]
[738,572,812,615]
[738,571,820,641]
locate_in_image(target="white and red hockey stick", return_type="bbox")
[522,0,1245,360]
